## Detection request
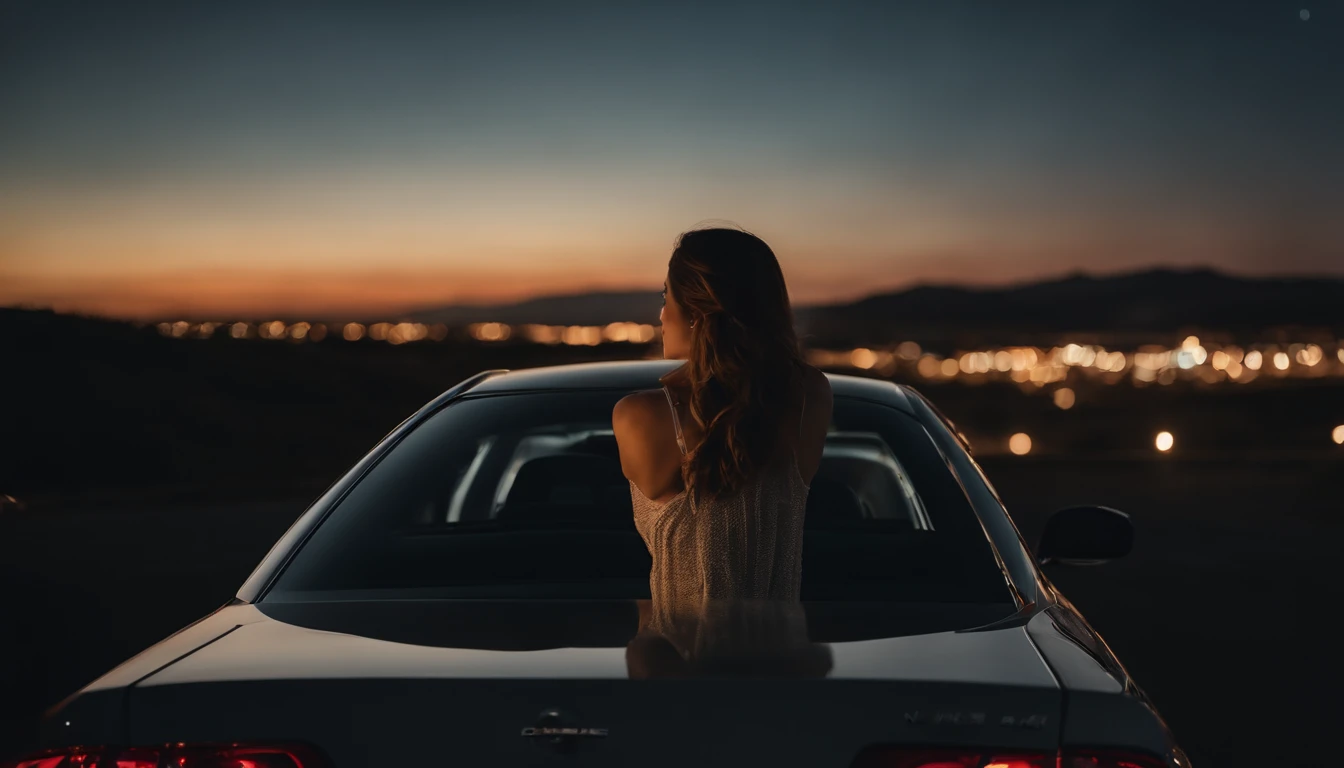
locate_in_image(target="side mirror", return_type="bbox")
[1037,505,1132,566]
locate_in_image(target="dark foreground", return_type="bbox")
[3,456,1341,768]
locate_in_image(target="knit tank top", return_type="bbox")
[630,386,810,603]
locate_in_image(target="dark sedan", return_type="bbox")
[13,361,1189,768]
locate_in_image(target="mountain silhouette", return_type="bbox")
[796,268,1344,343]
[405,269,1344,339]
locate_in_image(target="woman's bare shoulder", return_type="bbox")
[800,364,833,403]
[613,389,682,497]
[613,389,668,429]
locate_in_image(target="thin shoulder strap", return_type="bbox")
[662,385,688,455]
[790,386,810,473]
[798,390,808,442]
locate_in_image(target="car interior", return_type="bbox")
[411,426,931,532]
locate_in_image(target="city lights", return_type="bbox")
[470,322,511,342]
[145,318,1344,410]
[806,336,1344,393]
[1155,431,1175,452]
[131,317,1344,459]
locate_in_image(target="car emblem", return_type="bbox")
[522,708,609,750]
[521,726,610,738]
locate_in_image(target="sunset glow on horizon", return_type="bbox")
[3,1,1340,320]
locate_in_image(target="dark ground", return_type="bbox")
[3,309,1343,766]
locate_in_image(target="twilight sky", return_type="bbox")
[1,0,1340,319]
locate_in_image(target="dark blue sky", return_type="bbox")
[1,0,1340,317]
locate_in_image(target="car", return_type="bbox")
[11,360,1190,768]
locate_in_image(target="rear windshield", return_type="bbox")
[267,390,1012,603]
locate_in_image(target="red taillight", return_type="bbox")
[2,745,326,768]
[853,748,1169,768]
[10,758,66,768]
[852,748,1056,768]
[1061,750,1168,768]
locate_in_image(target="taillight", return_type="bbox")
[852,748,1169,768]
[2,744,327,768]
[852,748,1056,768]
[1060,750,1168,768]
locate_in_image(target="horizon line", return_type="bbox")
[3,262,1343,323]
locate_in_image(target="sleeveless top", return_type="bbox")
[630,386,811,604]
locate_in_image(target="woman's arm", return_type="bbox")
[613,391,686,502]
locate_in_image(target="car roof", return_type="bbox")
[464,360,915,413]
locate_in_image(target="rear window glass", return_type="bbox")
[267,390,1011,603]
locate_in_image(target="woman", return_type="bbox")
[613,227,833,603]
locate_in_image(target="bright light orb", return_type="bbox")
[1052,387,1076,410]
[1009,433,1032,456]
[1155,431,1175,452]
[850,348,878,370]
[1333,425,1344,445]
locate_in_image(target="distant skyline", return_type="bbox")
[2,0,1341,319]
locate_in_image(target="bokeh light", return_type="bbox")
[1333,425,1344,445]
[917,356,940,378]
[1052,387,1076,410]
[1155,431,1175,452]
[851,348,878,370]
[1297,344,1323,366]
[1009,433,1032,455]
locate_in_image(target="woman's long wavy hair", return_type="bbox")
[663,227,805,499]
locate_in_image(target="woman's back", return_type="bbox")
[629,382,814,603]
